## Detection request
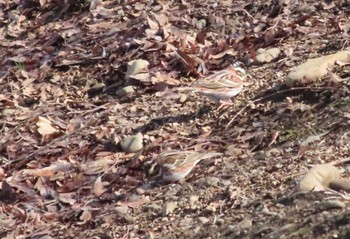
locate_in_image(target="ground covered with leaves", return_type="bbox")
[2,0,350,238]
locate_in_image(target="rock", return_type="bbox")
[189,195,199,209]
[126,59,149,79]
[39,236,54,239]
[87,82,105,94]
[285,51,350,86]
[120,132,143,153]
[115,205,129,215]
[329,178,350,192]
[205,177,220,187]
[215,218,225,226]
[178,94,187,103]
[143,204,162,212]
[322,200,346,210]
[198,217,209,224]
[195,19,207,30]
[116,86,135,97]
[298,164,341,191]
[163,201,177,216]
[255,48,281,63]
[235,218,253,231]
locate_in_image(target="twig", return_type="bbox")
[226,86,337,127]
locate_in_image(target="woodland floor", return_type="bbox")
[1,0,350,238]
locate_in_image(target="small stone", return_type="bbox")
[116,86,135,97]
[215,218,225,226]
[235,218,253,231]
[117,9,125,16]
[195,19,207,30]
[255,48,281,63]
[198,217,209,224]
[221,180,232,187]
[329,178,350,192]
[203,204,216,213]
[87,82,106,94]
[39,236,54,239]
[189,195,199,209]
[120,132,143,153]
[115,205,128,215]
[143,204,162,212]
[126,59,149,79]
[179,217,193,227]
[205,177,220,187]
[124,214,135,223]
[163,201,177,216]
[322,200,346,209]
[178,94,187,103]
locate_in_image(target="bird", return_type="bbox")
[192,63,247,109]
[176,62,247,110]
[156,150,222,182]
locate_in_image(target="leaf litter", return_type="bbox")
[1,0,350,238]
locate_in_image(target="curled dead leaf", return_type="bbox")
[22,161,72,177]
[79,209,92,222]
[93,176,106,197]
[35,116,62,141]
[120,195,150,208]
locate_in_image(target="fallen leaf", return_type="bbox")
[22,161,72,177]
[121,195,150,208]
[35,116,61,141]
[79,210,92,222]
[93,176,106,197]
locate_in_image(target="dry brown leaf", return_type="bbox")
[93,176,106,197]
[35,116,61,139]
[0,167,5,181]
[121,195,150,208]
[79,210,92,222]
[79,158,115,175]
[66,116,84,133]
[58,193,76,205]
[147,16,158,30]
[168,44,198,72]
[0,216,17,230]
[39,0,47,7]
[22,161,72,177]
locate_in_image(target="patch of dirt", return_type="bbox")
[1,0,350,238]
